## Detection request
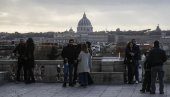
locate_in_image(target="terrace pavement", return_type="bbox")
[0,82,169,97]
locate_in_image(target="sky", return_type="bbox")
[0,0,170,33]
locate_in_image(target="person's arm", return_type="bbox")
[13,45,19,56]
[162,50,167,63]
[144,56,148,69]
[89,54,92,70]
[78,52,82,62]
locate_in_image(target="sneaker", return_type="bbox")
[150,92,155,94]
[15,81,19,84]
[80,84,87,88]
[31,80,35,83]
[146,89,150,92]
[135,81,139,84]
[128,81,134,84]
[69,83,73,87]
[140,89,145,93]
[73,82,77,86]
[160,92,164,94]
[62,83,66,87]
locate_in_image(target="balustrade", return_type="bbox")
[1,59,169,84]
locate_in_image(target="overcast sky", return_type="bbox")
[0,0,170,33]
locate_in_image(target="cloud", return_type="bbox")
[0,0,170,32]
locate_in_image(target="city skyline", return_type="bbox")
[0,0,170,33]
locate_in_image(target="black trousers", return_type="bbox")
[87,72,94,85]
[73,63,78,84]
[142,70,151,91]
[79,72,88,86]
[134,61,139,81]
[16,59,26,81]
[127,63,135,83]
[24,66,35,82]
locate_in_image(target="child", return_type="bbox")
[140,51,151,93]
[63,58,69,87]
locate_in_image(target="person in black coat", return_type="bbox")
[140,51,151,93]
[131,39,141,83]
[148,40,167,94]
[25,38,35,84]
[61,39,77,87]
[124,42,136,84]
[13,39,27,82]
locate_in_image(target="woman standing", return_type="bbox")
[86,41,94,85]
[78,43,92,87]
[124,42,136,84]
[25,38,35,84]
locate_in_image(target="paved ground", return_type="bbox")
[0,83,169,97]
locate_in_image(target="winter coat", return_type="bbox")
[78,51,92,73]
[61,44,77,64]
[148,47,167,67]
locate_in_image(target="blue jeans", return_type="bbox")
[134,60,139,81]
[63,63,73,84]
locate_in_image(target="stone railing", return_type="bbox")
[0,60,64,83]
[1,59,169,84]
[0,57,125,84]
[163,60,170,83]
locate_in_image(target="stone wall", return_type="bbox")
[163,60,170,83]
[1,60,170,84]
[90,72,124,84]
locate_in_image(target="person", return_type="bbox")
[13,39,27,82]
[78,43,92,87]
[131,39,141,84]
[61,39,77,87]
[25,38,35,84]
[73,43,81,85]
[56,64,61,81]
[148,40,167,94]
[86,41,94,85]
[140,51,151,93]
[124,42,135,84]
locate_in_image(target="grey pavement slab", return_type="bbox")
[0,83,169,97]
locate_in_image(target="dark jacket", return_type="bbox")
[148,47,167,67]
[61,44,76,64]
[144,56,151,71]
[124,47,136,64]
[133,44,141,60]
[13,43,27,60]
[26,44,35,68]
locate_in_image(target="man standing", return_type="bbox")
[148,40,167,94]
[131,39,141,84]
[13,39,27,82]
[61,39,77,87]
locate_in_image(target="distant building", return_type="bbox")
[53,13,170,46]
[77,13,93,33]
[54,13,108,44]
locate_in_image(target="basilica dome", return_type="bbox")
[77,13,93,33]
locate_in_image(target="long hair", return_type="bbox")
[26,38,35,51]
[81,43,88,53]
[86,41,92,55]
[126,42,133,50]
[86,41,91,48]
